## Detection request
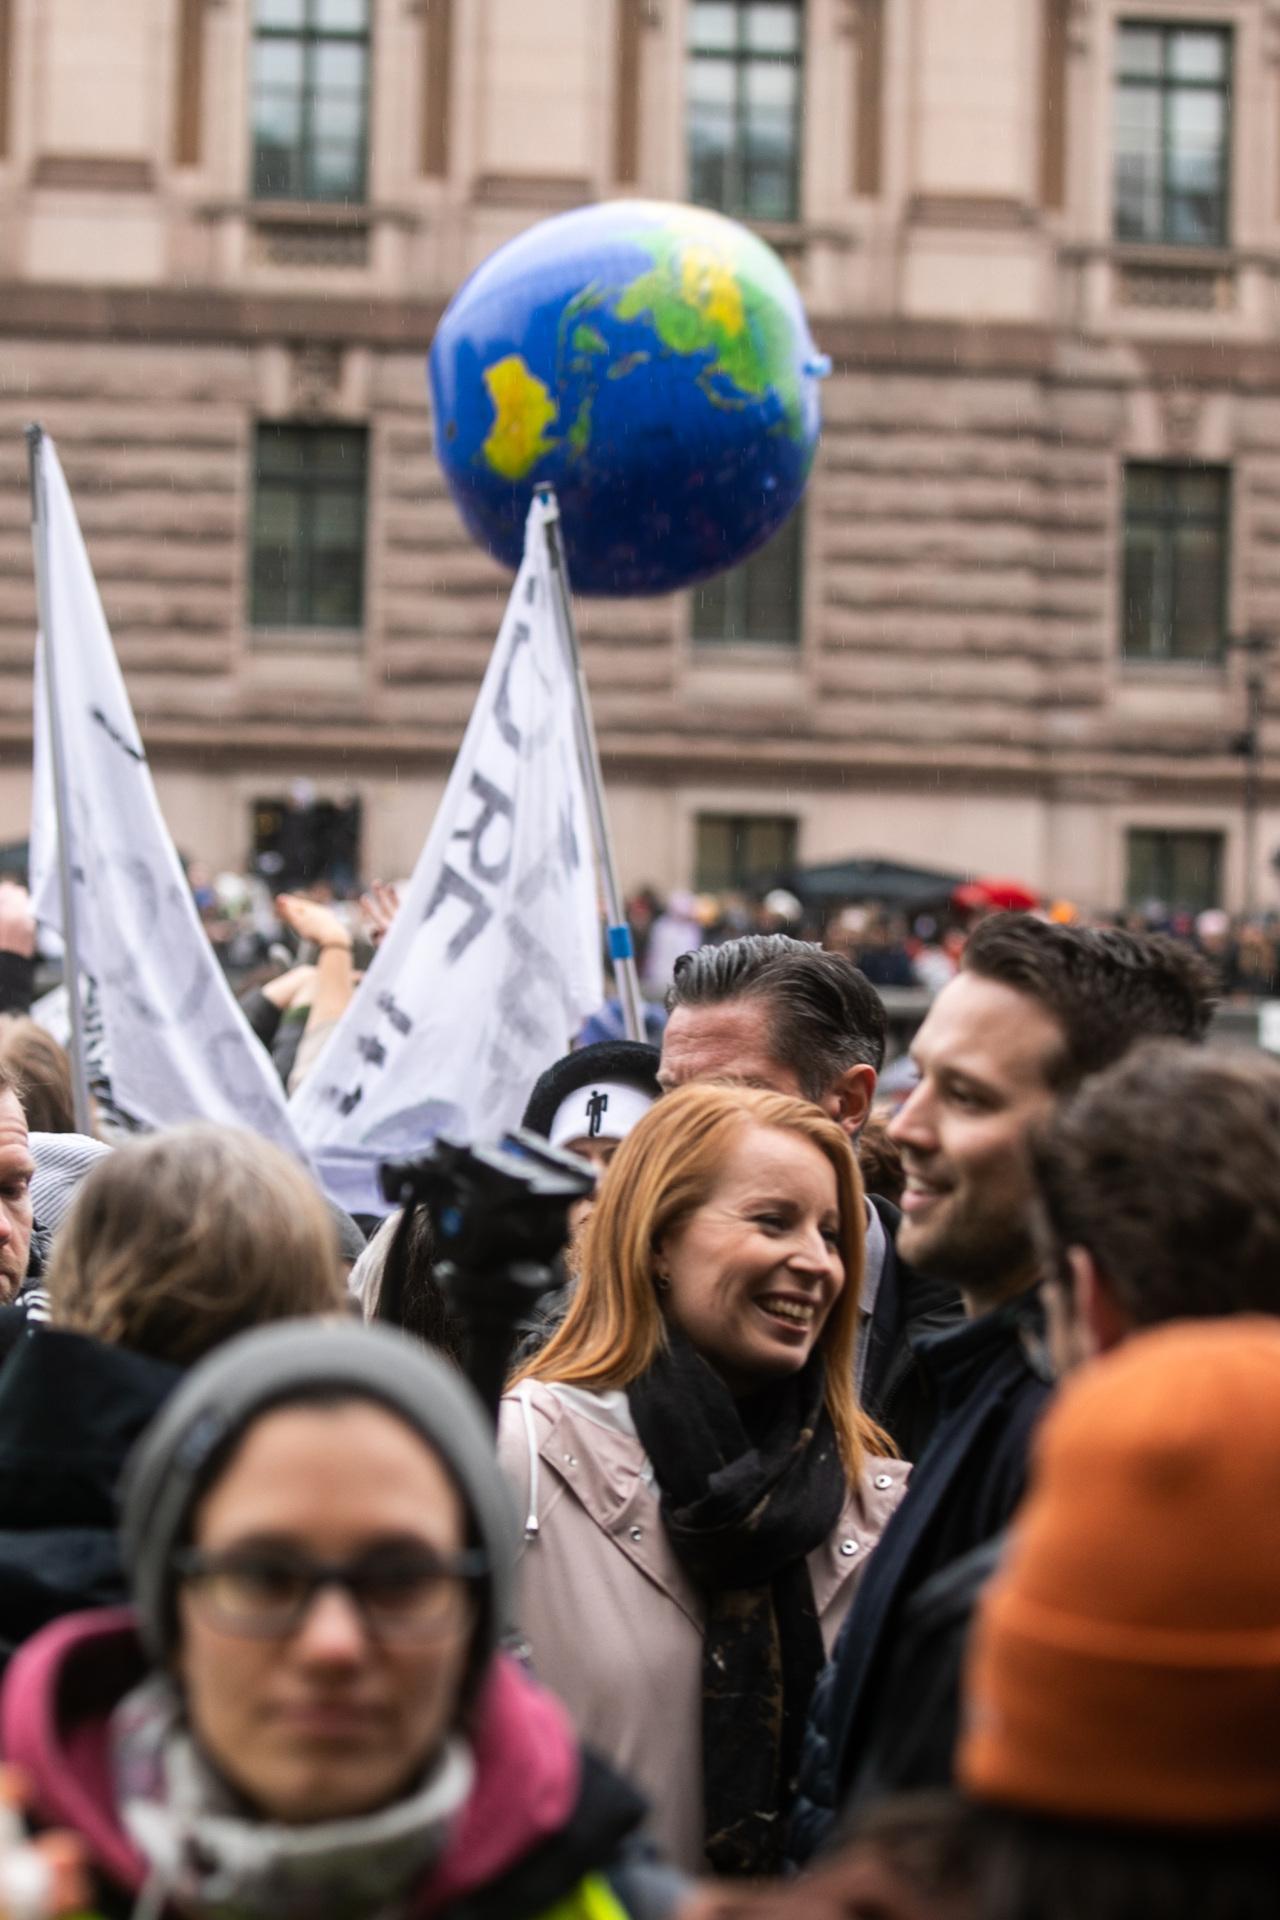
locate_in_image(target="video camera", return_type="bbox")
[377,1131,596,1423]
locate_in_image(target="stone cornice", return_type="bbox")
[10,280,1280,389]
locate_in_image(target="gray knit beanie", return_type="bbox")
[121,1318,516,1671]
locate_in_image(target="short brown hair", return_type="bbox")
[963,915,1216,1092]
[511,1081,891,1479]
[0,1018,75,1134]
[46,1124,348,1367]
[1032,1043,1280,1327]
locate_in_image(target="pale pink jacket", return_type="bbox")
[497,1378,910,1873]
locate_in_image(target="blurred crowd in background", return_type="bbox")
[177,862,1280,1007]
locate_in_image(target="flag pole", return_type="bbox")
[26,425,93,1134]
[536,487,646,1046]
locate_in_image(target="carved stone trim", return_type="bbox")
[255,222,370,269]
[0,0,11,161]
[909,192,1037,230]
[1040,0,1069,211]
[853,0,884,198]
[1065,0,1092,56]
[173,0,208,167]
[32,154,155,191]
[420,0,452,178]
[614,0,643,186]
[1158,382,1203,457]
[291,342,345,415]
[1263,1,1280,66]
[473,171,593,207]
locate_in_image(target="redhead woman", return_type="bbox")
[501,1084,909,1879]
[0,1322,705,1920]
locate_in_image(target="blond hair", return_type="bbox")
[0,1016,75,1134]
[511,1082,891,1477]
[46,1124,348,1367]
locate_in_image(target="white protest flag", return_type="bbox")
[28,433,306,1152]
[290,495,604,1213]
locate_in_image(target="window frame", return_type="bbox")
[250,0,372,205]
[1112,20,1233,249]
[694,811,799,892]
[1120,460,1230,666]
[686,0,805,223]
[1125,826,1224,913]
[249,421,370,636]
[689,508,805,650]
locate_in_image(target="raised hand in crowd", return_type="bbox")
[273,890,354,959]
[0,1768,90,1920]
[273,892,355,1091]
[359,879,401,947]
[0,888,35,963]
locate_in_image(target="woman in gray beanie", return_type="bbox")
[0,1320,700,1920]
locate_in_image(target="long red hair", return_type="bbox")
[510,1082,892,1477]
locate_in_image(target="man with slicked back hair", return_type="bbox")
[786,914,1216,1866]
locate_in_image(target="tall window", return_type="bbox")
[251,424,368,631]
[1113,23,1231,247]
[251,0,370,202]
[696,813,797,892]
[1122,464,1228,663]
[691,510,803,646]
[1126,828,1223,912]
[688,1,803,221]
[252,794,362,890]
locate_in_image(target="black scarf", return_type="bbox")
[627,1334,845,1877]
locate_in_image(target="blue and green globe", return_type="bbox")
[428,200,829,596]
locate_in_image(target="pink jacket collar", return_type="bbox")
[2,1608,581,1913]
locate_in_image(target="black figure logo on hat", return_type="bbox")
[586,1090,609,1139]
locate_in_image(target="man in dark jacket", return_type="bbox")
[658,933,962,1459]
[787,915,1216,1864]
[855,1042,1280,1811]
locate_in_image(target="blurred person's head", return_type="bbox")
[354,1207,463,1363]
[0,1017,75,1134]
[521,1039,661,1240]
[122,1321,511,1825]
[855,1110,905,1208]
[890,916,1215,1313]
[46,1124,347,1366]
[1033,1043,1280,1374]
[0,1066,34,1303]
[661,934,887,1138]
[949,1319,1280,1920]
[513,1082,888,1477]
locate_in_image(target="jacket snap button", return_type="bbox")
[840,1539,860,1557]
[629,1525,644,1541]
[563,1454,578,1466]
[874,1473,893,1490]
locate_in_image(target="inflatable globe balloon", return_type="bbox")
[428,200,830,596]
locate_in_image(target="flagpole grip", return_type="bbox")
[26,425,94,1136]
[536,489,647,1047]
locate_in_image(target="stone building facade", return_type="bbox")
[1,0,1279,912]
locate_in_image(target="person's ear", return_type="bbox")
[1069,1245,1133,1357]
[827,1063,876,1140]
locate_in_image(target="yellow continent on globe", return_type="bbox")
[481,353,558,480]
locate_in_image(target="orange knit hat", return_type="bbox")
[959,1317,1280,1826]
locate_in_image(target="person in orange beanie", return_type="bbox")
[952,1315,1280,1915]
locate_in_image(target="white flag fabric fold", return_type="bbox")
[290,496,604,1213]
[28,434,306,1153]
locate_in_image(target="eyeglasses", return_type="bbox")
[174,1546,489,1643]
